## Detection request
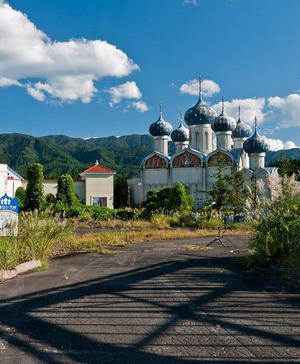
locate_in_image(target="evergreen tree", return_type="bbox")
[209,158,231,213]
[114,175,129,208]
[56,174,77,208]
[227,170,248,218]
[25,163,45,211]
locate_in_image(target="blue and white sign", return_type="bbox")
[0,194,19,236]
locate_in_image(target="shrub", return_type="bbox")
[88,206,117,221]
[116,209,137,220]
[65,203,86,218]
[144,182,194,217]
[250,194,300,262]
[56,174,77,208]
[45,193,56,208]
[25,163,45,211]
[15,186,26,210]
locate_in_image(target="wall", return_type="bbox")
[23,179,89,205]
[142,168,169,199]
[85,174,114,208]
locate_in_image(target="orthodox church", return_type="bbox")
[128,78,278,208]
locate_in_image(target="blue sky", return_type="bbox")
[0,0,299,149]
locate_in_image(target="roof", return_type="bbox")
[82,164,115,174]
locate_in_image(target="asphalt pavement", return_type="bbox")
[0,235,299,363]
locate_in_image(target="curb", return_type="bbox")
[0,260,41,282]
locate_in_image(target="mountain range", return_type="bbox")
[0,133,299,178]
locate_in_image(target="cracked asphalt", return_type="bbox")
[0,235,299,363]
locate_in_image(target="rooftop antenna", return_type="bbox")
[180,112,183,127]
[198,76,203,101]
[159,103,163,119]
[238,105,241,120]
[221,96,225,114]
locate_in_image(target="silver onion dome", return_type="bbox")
[232,106,252,138]
[243,117,270,154]
[184,78,217,126]
[171,113,189,142]
[149,104,173,137]
[211,97,236,132]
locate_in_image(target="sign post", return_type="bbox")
[0,194,19,236]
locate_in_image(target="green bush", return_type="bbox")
[25,163,46,211]
[144,182,194,217]
[65,204,86,218]
[250,194,300,262]
[87,206,117,221]
[56,174,77,208]
[116,209,137,220]
[15,186,26,210]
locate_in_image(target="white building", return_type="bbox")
[128,78,277,208]
[2,161,115,208]
[0,164,23,198]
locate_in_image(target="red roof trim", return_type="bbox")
[82,164,115,174]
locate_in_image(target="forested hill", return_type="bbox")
[0,133,299,178]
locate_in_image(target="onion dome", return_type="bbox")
[243,117,270,154]
[171,113,189,142]
[149,104,173,137]
[232,106,252,138]
[211,97,236,132]
[184,78,217,126]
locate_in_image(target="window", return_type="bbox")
[195,132,199,148]
[91,196,107,207]
[205,132,209,150]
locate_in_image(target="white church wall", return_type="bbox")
[142,168,169,199]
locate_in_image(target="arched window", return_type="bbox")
[195,132,199,148]
[205,131,209,150]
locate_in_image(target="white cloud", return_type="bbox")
[0,76,22,87]
[182,0,198,4]
[284,140,298,149]
[27,86,45,101]
[131,101,149,113]
[267,94,300,128]
[180,78,220,97]
[108,81,142,106]
[263,137,299,151]
[212,98,266,124]
[0,1,138,102]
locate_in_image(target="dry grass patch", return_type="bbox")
[182,244,213,251]
[54,227,249,256]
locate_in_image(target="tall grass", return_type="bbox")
[249,176,300,266]
[0,212,70,271]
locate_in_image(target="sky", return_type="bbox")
[0,0,300,150]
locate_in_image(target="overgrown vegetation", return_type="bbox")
[143,182,194,217]
[4,156,299,284]
[247,175,300,276]
[0,212,70,271]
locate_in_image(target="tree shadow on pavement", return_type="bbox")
[0,256,299,363]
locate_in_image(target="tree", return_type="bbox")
[227,170,248,218]
[209,159,232,213]
[25,163,45,211]
[144,182,194,215]
[114,175,129,208]
[56,174,77,208]
[15,186,26,210]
